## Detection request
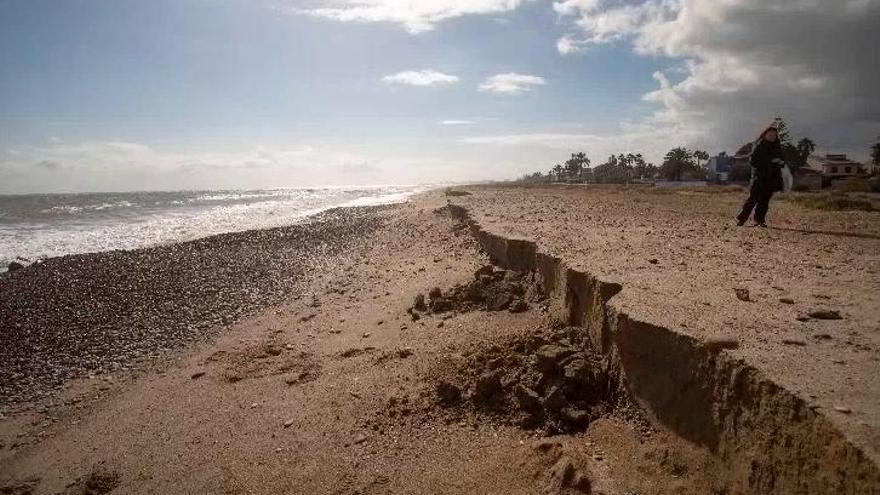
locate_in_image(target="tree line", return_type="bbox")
[517,117,880,185]
[517,148,711,184]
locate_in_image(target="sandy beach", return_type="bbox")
[1,186,879,494]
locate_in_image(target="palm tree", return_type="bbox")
[565,152,590,182]
[660,147,697,181]
[797,138,816,157]
[693,150,710,168]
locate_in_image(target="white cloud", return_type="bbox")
[440,119,474,125]
[0,140,400,193]
[478,73,546,94]
[556,35,589,55]
[382,70,460,87]
[555,0,880,156]
[294,0,533,34]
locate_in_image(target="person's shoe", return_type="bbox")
[736,217,747,226]
[755,222,768,228]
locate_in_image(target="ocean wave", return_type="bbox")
[1,186,432,270]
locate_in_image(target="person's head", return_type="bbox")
[762,128,778,143]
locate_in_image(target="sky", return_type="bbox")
[1,0,878,193]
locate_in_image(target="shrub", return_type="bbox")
[444,188,471,197]
[791,193,876,212]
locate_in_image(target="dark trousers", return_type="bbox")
[738,183,774,224]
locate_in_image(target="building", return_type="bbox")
[805,153,866,177]
[706,152,734,183]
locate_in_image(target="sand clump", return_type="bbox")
[432,324,631,436]
[407,264,537,320]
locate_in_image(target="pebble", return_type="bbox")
[283,419,294,428]
[0,208,383,408]
[833,406,852,414]
[190,371,206,379]
[782,338,806,346]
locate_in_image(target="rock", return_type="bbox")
[428,287,442,299]
[412,294,427,312]
[809,309,843,320]
[782,338,806,346]
[486,292,512,311]
[833,406,852,414]
[704,337,739,351]
[508,299,528,313]
[474,370,503,403]
[560,407,590,425]
[513,385,543,413]
[779,297,795,304]
[190,371,206,379]
[353,433,368,444]
[796,315,811,322]
[734,288,750,302]
[535,345,576,375]
[563,359,591,385]
[6,261,24,272]
[283,419,294,428]
[474,265,494,279]
[397,348,413,358]
[543,385,567,412]
[430,297,453,313]
[648,258,659,264]
[436,381,461,406]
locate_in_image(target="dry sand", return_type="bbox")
[0,185,878,494]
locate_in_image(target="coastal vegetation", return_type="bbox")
[516,118,880,186]
[515,147,707,184]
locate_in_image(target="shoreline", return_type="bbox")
[0,185,434,273]
[1,186,878,494]
[0,205,390,411]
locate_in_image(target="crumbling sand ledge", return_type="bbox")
[447,203,880,494]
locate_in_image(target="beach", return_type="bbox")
[1,185,879,494]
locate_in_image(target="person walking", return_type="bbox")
[737,123,785,227]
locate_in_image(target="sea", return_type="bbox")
[0,185,431,271]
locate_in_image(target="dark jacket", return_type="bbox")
[750,139,784,193]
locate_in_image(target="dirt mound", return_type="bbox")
[432,325,629,435]
[408,264,537,320]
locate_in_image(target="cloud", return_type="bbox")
[0,140,398,193]
[555,0,880,156]
[293,0,533,34]
[381,70,460,87]
[478,73,546,94]
[556,35,589,55]
[440,119,475,125]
